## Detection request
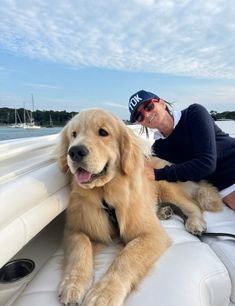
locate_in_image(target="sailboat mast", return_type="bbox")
[32,94,35,112]
[23,103,26,127]
[31,94,34,124]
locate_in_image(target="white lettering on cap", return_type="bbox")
[129,94,142,110]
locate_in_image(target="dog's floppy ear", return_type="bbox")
[120,127,144,175]
[57,124,69,173]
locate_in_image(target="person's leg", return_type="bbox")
[223,190,235,210]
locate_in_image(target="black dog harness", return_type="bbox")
[102,199,119,230]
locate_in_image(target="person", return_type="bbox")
[128,90,235,210]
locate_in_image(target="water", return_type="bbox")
[0,127,62,141]
[0,121,234,142]
[214,120,235,138]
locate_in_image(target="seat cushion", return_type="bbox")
[0,135,69,269]
[202,206,235,304]
[0,163,69,268]
[8,219,231,306]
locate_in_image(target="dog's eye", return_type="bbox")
[72,131,77,138]
[99,128,109,137]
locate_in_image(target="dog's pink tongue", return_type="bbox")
[75,168,92,183]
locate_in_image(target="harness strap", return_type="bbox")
[102,199,119,230]
[200,232,235,239]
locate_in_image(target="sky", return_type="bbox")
[0,0,235,120]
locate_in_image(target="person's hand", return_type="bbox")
[144,162,155,180]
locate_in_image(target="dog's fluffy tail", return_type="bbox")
[194,181,223,212]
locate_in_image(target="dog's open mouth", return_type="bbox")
[74,164,108,184]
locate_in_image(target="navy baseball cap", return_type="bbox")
[128,90,160,122]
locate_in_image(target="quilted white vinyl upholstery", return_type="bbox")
[6,218,231,306]
[202,207,235,304]
[0,135,69,269]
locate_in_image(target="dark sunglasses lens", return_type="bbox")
[135,112,144,122]
[144,102,154,111]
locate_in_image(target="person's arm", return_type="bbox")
[154,104,217,182]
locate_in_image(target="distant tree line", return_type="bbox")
[0,107,234,127]
[0,107,78,126]
[210,110,235,121]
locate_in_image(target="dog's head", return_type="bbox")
[58,108,144,189]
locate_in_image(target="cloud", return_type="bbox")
[0,0,235,79]
[0,66,14,72]
[24,83,63,90]
[103,102,127,109]
[169,83,235,112]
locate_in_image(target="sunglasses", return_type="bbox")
[134,98,159,123]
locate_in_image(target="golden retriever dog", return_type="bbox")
[57,108,222,306]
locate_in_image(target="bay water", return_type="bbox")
[0,120,234,142]
[0,127,62,141]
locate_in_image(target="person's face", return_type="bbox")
[134,98,168,128]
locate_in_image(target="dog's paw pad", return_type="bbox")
[157,206,174,220]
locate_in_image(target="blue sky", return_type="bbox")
[0,0,235,120]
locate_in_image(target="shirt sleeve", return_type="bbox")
[155,104,217,182]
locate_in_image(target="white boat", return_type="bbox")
[23,109,41,129]
[9,97,41,129]
[23,96,41,129]
[0,129,234,306]
[9,109,24,128]
[23,122,41,129]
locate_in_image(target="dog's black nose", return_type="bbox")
[68,145,89,161]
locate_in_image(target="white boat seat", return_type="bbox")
[0,135,69,269]
[6,216,232,306]
[202,206,235,305]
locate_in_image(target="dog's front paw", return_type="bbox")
[58,277,92,305]
[185,216,207,236]
[82,281,125,306]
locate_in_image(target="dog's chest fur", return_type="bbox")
[68,183,126,244]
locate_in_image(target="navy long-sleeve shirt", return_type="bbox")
[153,104,235,191]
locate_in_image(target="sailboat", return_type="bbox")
[46,114,54,128]
[23,94,41,129]
[9,109,24,128]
